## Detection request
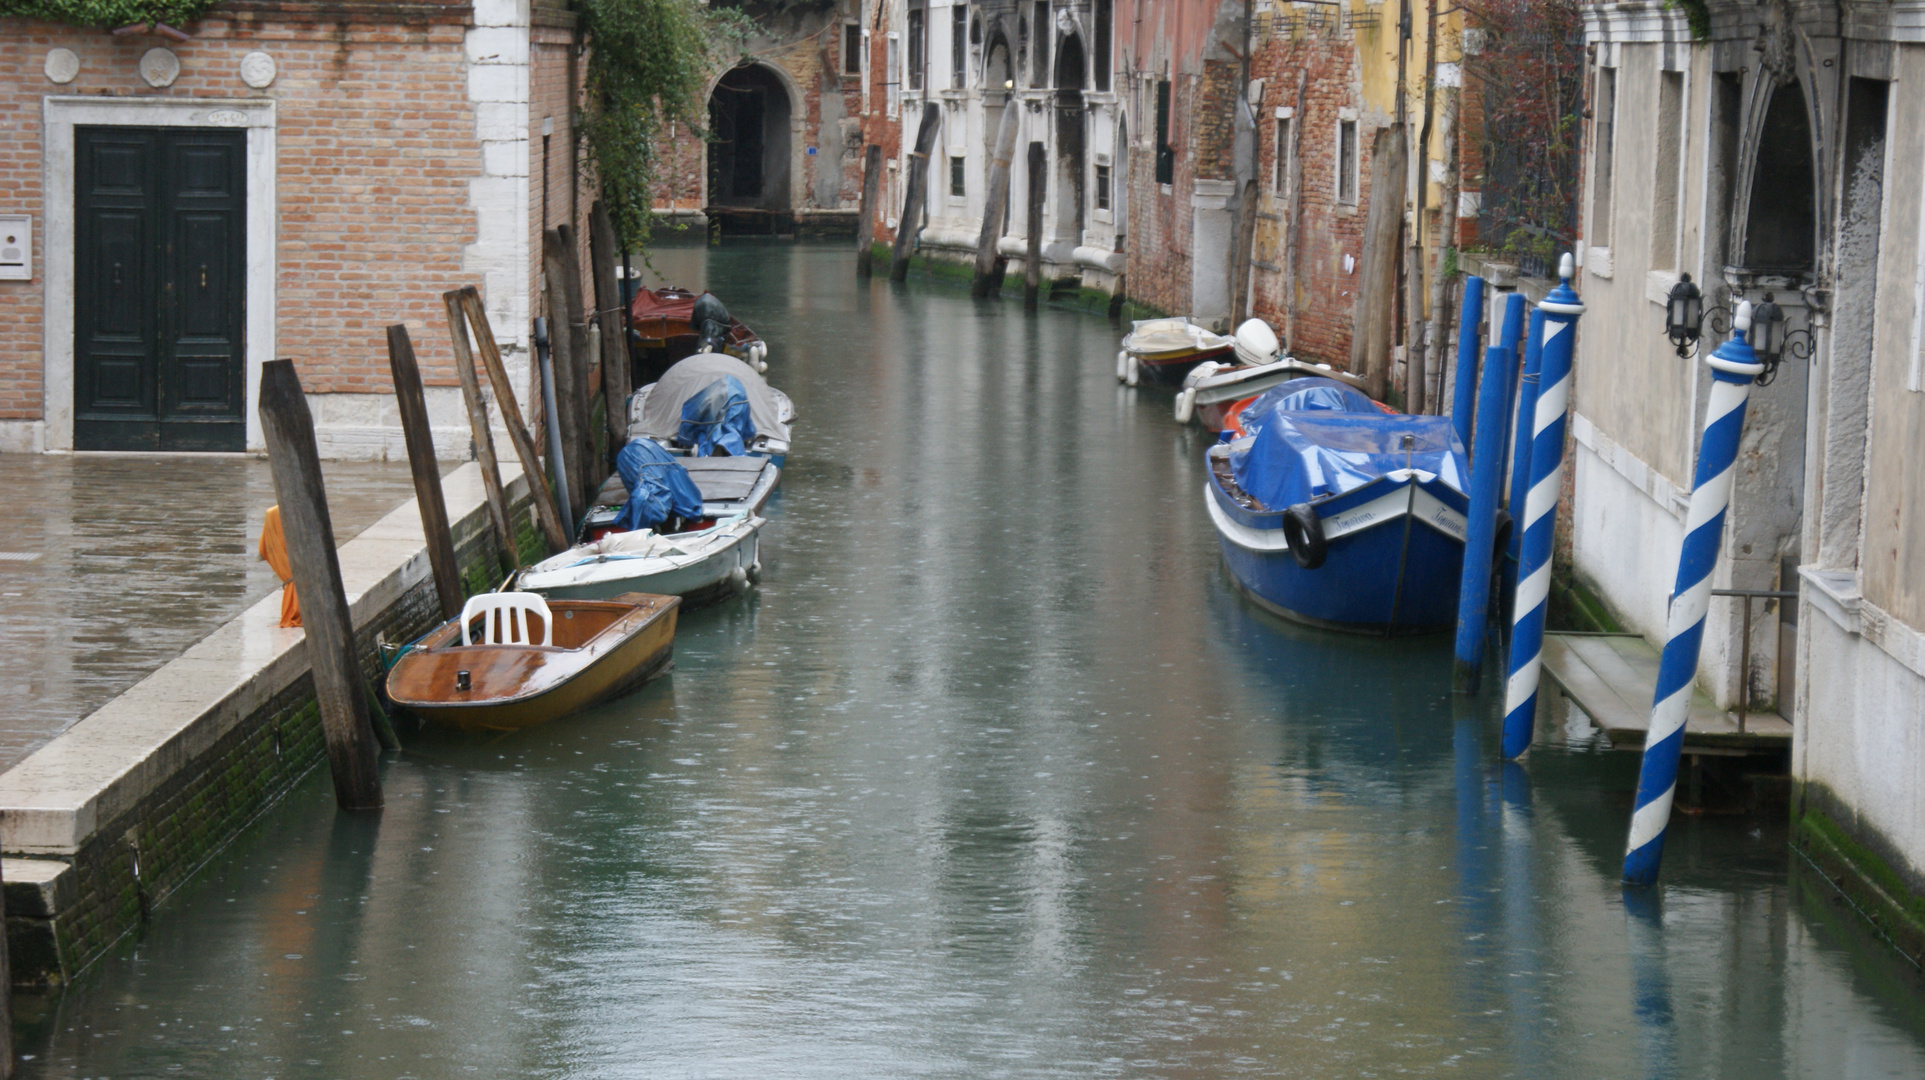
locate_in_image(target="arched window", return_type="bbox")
[1741,80,1816,273]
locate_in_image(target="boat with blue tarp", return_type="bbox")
[1204,378,1472,634]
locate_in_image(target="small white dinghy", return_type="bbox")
[518,514,764,607]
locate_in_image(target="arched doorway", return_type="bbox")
[1054,33,1087,237]
[707,63,794,212]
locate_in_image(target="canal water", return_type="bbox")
[19,242,1925,1077]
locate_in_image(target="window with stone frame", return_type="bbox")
[1094,162,1112,211]
[951,155,967,197]
[845,23,863,76]
[908,5,925,91]
[952,5,967,89]
[1337,118,1358,204]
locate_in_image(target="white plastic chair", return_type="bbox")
[460,592,553,647]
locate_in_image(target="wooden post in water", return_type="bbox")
[856,144,882,277]
[0,861,11,1079]
[458,287,571,554]
[542,230,591,521]
[256,359,384,811]
[384,325,463,621]
[588,201,631,457]
[442,290,519,573]
[972,100,1021,298]
[1024,141,1046,312]
[554,224,598,510]
[890,103,942,282]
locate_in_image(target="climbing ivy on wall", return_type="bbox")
[577,0,753,253]
[0,0,218,26]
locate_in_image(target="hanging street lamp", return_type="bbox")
[1664,273,1703,359]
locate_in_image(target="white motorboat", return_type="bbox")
[518,514,765,606]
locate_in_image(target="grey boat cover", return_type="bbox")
[633,353,792,445]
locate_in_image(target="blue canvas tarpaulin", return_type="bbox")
[613,439,706,532]
[1231,378,1469,511]
[678,375,757,457]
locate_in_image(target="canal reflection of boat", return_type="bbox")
[1117,316,1235,388]
[1204,377,1471,634]
[386,591,678,731]
[627,351,795,466]
[628,286,768,383]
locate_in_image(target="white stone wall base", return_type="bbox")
[0,421,47,454]
[1798,601,1925,885]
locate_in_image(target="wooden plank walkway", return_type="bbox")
[1541,632,1793,753]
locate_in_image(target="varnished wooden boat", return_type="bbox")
[386,592,678,731]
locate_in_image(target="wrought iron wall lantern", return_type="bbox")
[1664,273,1703,358]
[1662,277,1810,385]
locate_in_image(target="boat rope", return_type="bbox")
[1500,258,1585,760]
[1623,303,1764,886]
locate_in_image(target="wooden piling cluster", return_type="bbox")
[255,198,637,813]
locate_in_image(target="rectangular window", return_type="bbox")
[907,7,925,91]
[1033,1,1050,87]
[844,23,862,76]
[1154,79,1174,185]
[951,155,967,197]
[1651,70,1684,269]
[1094,162,1112,211]
[1591,66,1617,246]
[1094,0,1112,92]
[952,6,967,89]
[1337,119,1358,204]
[1273,115,1292,195]
[887,34,901,117]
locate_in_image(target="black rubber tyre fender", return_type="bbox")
[1282,503,1328,569]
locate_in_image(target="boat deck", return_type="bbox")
[1541,632,1792,753]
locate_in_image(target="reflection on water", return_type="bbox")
[20,242,1925,1077]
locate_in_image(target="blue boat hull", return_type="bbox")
[1206,469,1469,634]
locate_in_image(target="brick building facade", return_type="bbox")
[0,0,591,459]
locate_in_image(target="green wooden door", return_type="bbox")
[74,127,247,451]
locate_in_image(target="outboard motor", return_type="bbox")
[692,292,731,354]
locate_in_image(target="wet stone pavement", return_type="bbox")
[0,454,432,770]
[12,242,1925,1078]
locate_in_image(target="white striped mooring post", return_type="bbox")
[1623,302,1765,885]
[1499,255,1585,759]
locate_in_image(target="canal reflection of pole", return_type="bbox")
[1498,759,1544,1074]
[1622,886,1678,1079]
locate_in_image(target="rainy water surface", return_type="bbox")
[18,243,1925,1078]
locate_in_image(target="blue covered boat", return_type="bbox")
[1203,378,1471,634]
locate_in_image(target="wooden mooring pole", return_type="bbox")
[1024,141,1045,312]
[458,287,571,554]
[588,201,632,458]
[890,103,942,283]
[972,100,1021,298]
[256,359,384,811]
[856,144,882,277]
[384,325,464,621]
[552,224,598,514]
[442,291,520,574]
[542,230,592,521]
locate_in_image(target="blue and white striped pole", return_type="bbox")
[1623,302,1765,885]
[1500,255,1585,759]
[1452,293,1526,692]
[1450,276,1487,453]
[1503,308,1548,609]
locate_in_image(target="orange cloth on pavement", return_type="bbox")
[259,505,302,628]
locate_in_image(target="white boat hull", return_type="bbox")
[520,516,764,607]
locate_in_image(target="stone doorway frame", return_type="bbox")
[42,95,276,453]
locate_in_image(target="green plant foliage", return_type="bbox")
[0,0,219,27]
[1664,0,1710,40]
[576,0,752,253]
